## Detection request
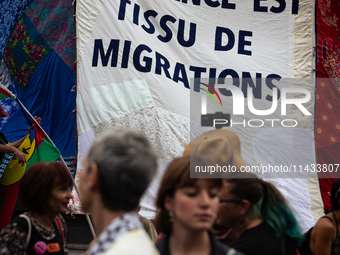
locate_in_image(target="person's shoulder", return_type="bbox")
[9,214,30,233]
[210,231,244,255]
[155,235,168,255]
[0,216,29,254]
[214,241,245,255]
[311,216,335,244]
[314,215,336,232]
[236,221,272,240]
[104,228,159,255]
[138,214,158,242]
[232,238,258,255]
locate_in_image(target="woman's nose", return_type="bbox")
[198,191,211,206]
[67,189,74,199]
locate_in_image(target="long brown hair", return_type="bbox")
[155,155,222,234]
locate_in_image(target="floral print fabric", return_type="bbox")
[0,0,33,58]
[25,0,76,68]
[4,15,50,91]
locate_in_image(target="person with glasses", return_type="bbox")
[310,179,340,255]
[155,155,243,255]
[216,172,303,255]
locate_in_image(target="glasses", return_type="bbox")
[219,198,242,203]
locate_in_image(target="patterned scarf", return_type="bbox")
[86,212,142,255]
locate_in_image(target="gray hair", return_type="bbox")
[87,129,157,212]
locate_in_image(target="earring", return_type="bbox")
[168,211,174,223]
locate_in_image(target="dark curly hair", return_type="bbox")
[330,179,340,211]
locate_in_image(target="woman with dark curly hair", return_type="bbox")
[0,162,73,255]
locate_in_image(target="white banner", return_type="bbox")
[74,0,323,231]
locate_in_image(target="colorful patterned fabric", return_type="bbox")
[318,40,340,87]
[316,0,340,212]
[0,59,18,130]
[1,50,76,158]
[25,0,76,69]
[317,0,340,45]
[85,212,142,255]
[0,88,11,101]
[3,14,51,92]
[0,0,34,58]
[315,62,340,211]
[0,154,14,179]
[56,156,77,177]
[315,63,340,148]
[0,1,76,219]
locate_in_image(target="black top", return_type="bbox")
[232,221,297,255]
[156,231,244,255]
[9,215,66,255]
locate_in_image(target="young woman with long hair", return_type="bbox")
[155,155,242,255]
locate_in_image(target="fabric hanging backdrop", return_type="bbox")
[1,0,77,170]
[74,0,323,232]
[315,0,340,212]
[0,0,77,228]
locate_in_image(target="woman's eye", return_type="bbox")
[185,192,198,197]
[209,192,218,198]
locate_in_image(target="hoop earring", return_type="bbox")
[169,211,174,223]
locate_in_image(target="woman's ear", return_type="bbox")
[164,195,173,212]
[239,199,251,216]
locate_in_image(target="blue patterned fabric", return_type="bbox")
[0,153,14,178]
[0,0,34,59]
[0,58,19,130]
[1,50,76,158]
[56,156,77,177]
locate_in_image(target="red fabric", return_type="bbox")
[54,215,65,244]
[317,40,340,86]
[315,62,340,148]
[316,0,340,210]
[317,142,340,212]
[0,88,11,98]
[316,0,340,44]
[0,182,20,230]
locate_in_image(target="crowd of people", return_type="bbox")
[0,127,338,255]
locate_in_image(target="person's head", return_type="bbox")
[330,179,340,211]
[183,129,245,169]
[18,162,73,215]
[217,172,264,229]
[155,155,222,235]
[80,129,157,213]
[218,172,302,243]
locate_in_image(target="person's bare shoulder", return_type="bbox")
[312,216,335,241]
